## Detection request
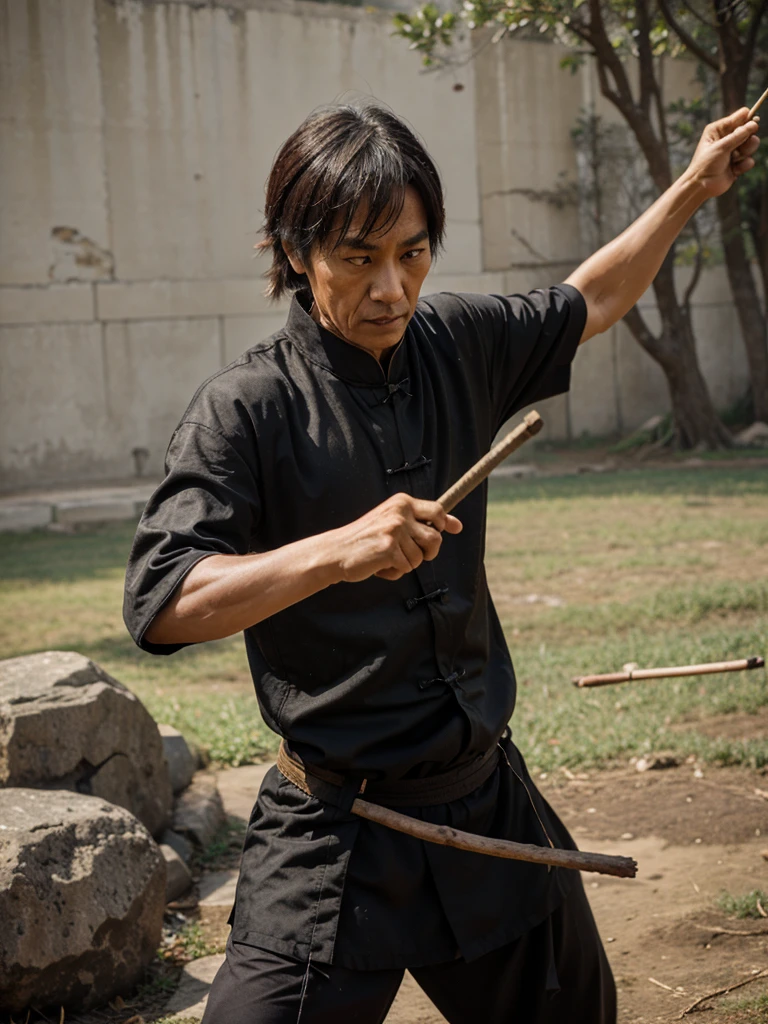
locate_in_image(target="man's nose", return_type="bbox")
[369,263,406,306]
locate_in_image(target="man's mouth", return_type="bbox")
[367,314,405,326]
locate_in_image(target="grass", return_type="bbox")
[716,888,768,919]
[0,464,766,771]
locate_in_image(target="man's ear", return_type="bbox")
[283,241,307,276]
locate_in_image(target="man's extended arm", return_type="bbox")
[566,108,760,343]
[144,494,462,645]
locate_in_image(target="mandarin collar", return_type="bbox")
[286,290,409,387]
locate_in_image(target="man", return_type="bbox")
[124,103,758,1023]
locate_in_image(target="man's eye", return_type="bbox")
[403,249,426,260]
[345,256,371,266]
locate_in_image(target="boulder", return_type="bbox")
[173,773,226,848]
[0,788,165,1013]
[159,844,193,903]
[160,827,194,866]
[158,724,197,794]
[0,651,172,837]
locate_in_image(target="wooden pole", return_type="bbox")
[437,410,543,513]
[749,86,768,119]
[573,656,765,689]
[352,797,638,878]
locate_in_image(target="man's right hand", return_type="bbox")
[333,493,462,583]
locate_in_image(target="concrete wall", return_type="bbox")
[0,0,754,491]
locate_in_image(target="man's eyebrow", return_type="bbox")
[338,228,430,251]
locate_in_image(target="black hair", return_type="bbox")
[258,104,445,298]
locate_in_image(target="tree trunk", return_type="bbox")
[716,189,768,423]
[622,259,733,448]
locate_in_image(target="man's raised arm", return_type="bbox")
[566,108,760,344]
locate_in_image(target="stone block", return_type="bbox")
[96,279,287,322]
[0,1,110,285]
[54,498,139,526]
[0,323,114,489]
[160,843,193,903]
[173,773,226,849]
[0,503,53,532]
[223,314,289,365]
[158,724,197,795]
[0,651,172,838]
[216,763,273,823]
[102,318,223,480]
[163,953,225,1021]
[569,327,620,438]
[0,788,165,1013]
[160,828,195,867]
[0,285,95,325]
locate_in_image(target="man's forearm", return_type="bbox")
[144,533,344,645]
[565,170,706,343]
[566,108,759,343]
[143,493,460,646]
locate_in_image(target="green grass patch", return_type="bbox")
[717,888,768,919]
[1,466,766,770]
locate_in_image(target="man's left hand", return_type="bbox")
[686,108,760,198]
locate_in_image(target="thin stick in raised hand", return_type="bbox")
[437,410,543,513]
[573,656,765,688]
[749,86,768,119]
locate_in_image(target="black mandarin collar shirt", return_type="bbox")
[124,284,586,968]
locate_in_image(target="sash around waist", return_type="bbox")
[277,739,500,809]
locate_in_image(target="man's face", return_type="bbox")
[287,185,432,361]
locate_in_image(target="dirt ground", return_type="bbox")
[383,753,768,1023]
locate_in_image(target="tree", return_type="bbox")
[393,0,767,441]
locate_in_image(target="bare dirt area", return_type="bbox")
[385,760,768,1024]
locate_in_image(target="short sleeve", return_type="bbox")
[422,284,586,432]
[123,421,260,655]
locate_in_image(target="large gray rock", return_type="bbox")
[0,788,165,1013]
[0,651,172,837]
[160,843,193,903]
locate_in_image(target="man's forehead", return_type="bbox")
[331,187,428,250]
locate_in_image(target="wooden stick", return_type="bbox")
[352,796,638,878]
[437,410,543,513]
[573,656,765,689]
[749,86,768,119]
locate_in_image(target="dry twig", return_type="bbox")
[678,967,768,1017]
[692,922,768,937]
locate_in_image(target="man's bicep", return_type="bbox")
[123,422,260,655]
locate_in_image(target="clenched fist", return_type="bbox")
[686,108,760,197]
[333,493,463,583]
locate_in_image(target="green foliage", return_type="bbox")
[717,888,768,919]
[195,816,248,870]
[175,920,225,960]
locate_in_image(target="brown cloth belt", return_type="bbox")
[276,741,637,879]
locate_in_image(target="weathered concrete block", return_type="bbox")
[173,774,226,849]
[160,844,193,903]
[55,498,139,526]
[0,651,172,837]
[158,724,197,795]
[0,285,95,325]
[0,503,53,532]
[0,788,165,1013]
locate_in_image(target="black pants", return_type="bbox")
[201,875,616,1024]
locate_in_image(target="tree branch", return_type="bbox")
[683,219,705,313]
[621,304,665,362]
[657,0,719,69]
[744,0,768,73]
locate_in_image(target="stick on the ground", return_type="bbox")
[352,796,638,878]
[573,656,765,689]
[678,967,768,1018]
[437,410,543,513]
[749,86,768,119]
[692,923,768,937]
